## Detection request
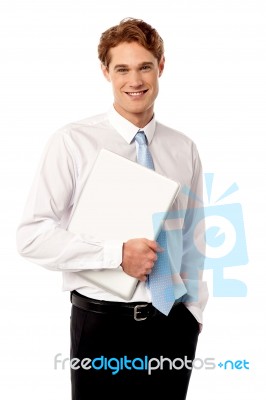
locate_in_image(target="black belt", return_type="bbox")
[70,290,181,321]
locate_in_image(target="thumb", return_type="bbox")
[156,242,164,252]
[145,239,164,253]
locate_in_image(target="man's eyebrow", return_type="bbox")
[113,64,128,70]
[113,61,155,70]
[139,62,155,67]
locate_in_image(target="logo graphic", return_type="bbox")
[153,172,249,298]
[201,173,248,296]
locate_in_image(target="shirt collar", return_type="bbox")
[108,105,156,145]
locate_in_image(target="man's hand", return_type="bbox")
[121,238,164,282]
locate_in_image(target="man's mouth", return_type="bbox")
[125,90,148,97]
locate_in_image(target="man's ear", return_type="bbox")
[101,64,111,82]
[158,56,165,77]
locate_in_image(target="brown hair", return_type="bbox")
[98,17,164,67]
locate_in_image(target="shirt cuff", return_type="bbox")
[103,240,123,268]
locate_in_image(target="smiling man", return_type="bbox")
[17,18,208,398]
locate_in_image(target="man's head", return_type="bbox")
[98,18,165,127]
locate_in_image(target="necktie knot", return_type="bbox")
[134,131,154,170]
[135,131,148,146]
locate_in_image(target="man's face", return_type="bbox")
[102,41,164,126]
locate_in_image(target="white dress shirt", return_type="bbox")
[17,106,208,323]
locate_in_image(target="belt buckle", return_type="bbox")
[134,304,148,321]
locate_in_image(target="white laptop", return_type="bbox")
[67,148,181,300]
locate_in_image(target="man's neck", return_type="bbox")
[113,104,154,128]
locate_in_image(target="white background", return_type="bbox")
[0,0,265,398]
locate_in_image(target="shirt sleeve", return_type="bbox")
[16,128,123,272]
[181,142,209,324]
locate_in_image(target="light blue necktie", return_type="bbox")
[134,131,176,315]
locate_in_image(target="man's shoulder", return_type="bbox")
[52,112,110,142]
[155,120,196,146]
[66,112,109,129]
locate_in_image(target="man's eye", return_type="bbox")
[141,65,151,71]
[117,68,128,73]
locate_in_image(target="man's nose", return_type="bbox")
[128,71,144,87]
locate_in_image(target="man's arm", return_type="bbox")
[180,143,209,325]
[16,128,122,272]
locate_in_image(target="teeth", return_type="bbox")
[127,91,144,96]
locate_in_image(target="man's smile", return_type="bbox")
[125,90,148,97]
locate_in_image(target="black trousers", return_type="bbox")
[70,293,199,399]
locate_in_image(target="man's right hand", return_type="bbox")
[121,238,164,282]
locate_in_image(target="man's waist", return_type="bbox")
[70,290,182,321]
[75,281,151,303]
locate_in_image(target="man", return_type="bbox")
[17,18,208,398]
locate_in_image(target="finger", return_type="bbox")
[145,269,152,275]
[139,274,148,282]
[145,239,158,251]
[144,239,161,252]
[148,253,157,263]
